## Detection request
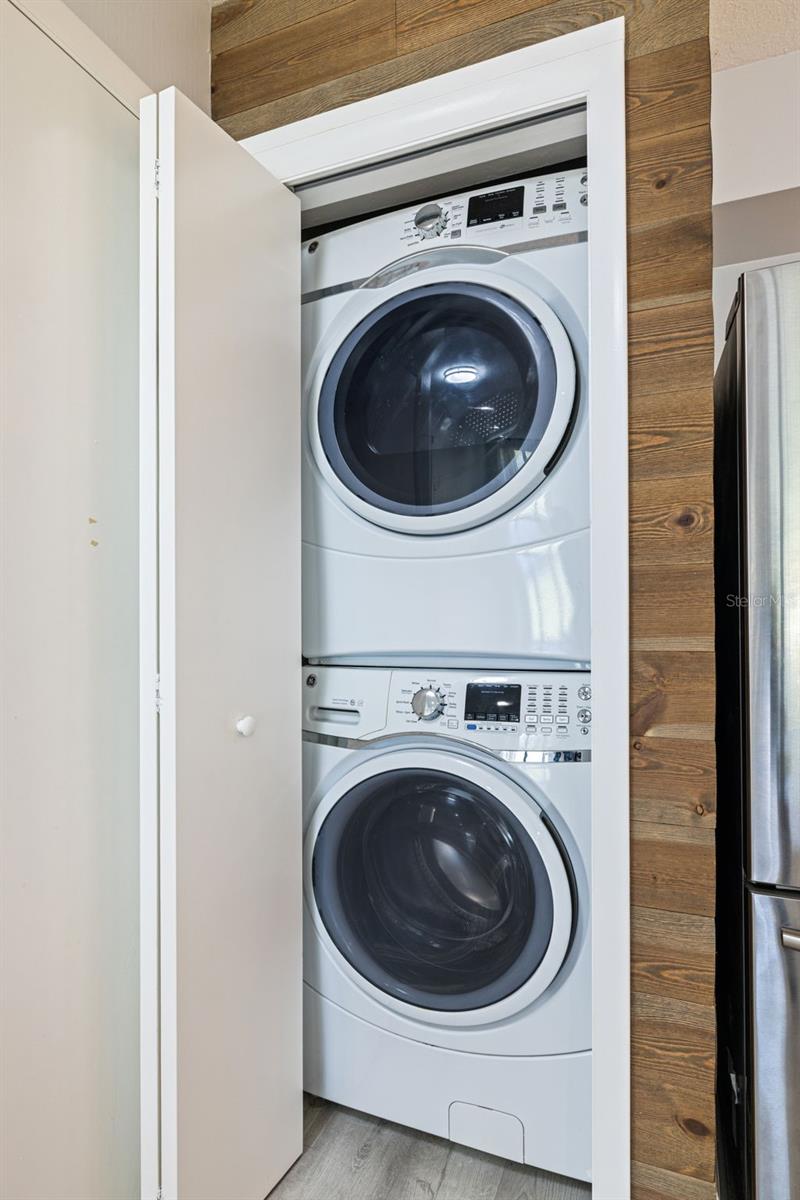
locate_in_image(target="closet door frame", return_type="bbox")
[244,19,630,1200]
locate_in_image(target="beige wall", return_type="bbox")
[65,0,211,112]
[710,0,800,205]
[710,0,800,69]
[712,51,800,206]
[710,0,800,353]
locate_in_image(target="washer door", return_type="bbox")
[307,750,573,1026]
[312,274,576,535]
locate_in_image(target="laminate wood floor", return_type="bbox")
[269,1095,591,1200]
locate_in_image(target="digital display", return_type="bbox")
[467,186,524,227]
[464,683,521,723]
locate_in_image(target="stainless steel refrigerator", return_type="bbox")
[715,259,800,1200]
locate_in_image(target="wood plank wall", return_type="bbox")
[211,3,715,1195]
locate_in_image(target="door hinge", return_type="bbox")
[155,673,162,714]
[154,158,160,197]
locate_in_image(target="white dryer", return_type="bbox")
[302,665,592,1182]
[302,168,589,668]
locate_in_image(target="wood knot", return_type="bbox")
[679,1116,710,1139]
[633,741,643,752]
[676,508,697,528]
[655,177,667,190]
[695,804,705,815]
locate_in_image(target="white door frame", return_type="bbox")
[244,20,630,1199]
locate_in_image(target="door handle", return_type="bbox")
[780,927,800,952]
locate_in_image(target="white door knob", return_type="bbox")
[236,715,256,737]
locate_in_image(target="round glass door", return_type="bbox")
[311,767,556,1012]
[317,282,563,520]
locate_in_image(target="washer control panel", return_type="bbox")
[304,666,592,754]
[399,167,588,249]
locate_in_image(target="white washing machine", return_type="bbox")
[302,665,592,1182]
[302,167,589,669]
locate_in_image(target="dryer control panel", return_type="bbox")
[399,167,588,249]
[303,666,592,757]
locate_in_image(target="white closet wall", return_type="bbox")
[1,4,140,1196]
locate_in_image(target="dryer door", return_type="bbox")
[307,749,573,1026]
[311,270,576,535]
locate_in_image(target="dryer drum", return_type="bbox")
[317,283,559,519]
[312,767,556,1012]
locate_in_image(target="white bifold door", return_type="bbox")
[139,89,302,1200]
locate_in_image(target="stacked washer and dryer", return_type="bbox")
[300,168,592,1183]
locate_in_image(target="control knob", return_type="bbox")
[411,687,446,721]
[577,708,592,724]
[413,203,448,239]
[578,685,592,701]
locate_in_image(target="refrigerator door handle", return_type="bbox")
[751,890,800,1197]
[781,927,800,952]
[743,263,800,888]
